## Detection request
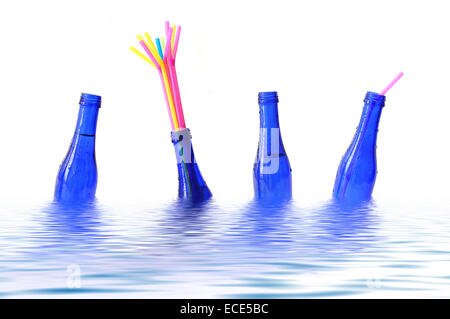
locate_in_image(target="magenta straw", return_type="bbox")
[173,25,181,58]
[380,72,404,95]
[168,56,186,128]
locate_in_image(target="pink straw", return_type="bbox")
[163,27,173,61]
[380,72,404,95]
[165,21,170,35]
[139,40,159,69]
[173,25,181,59]
[139,40,175,130]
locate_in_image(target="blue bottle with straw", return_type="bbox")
[130,22,212,202]
[332,92,385,202]
[253,91,292,201]
[333,73,403,202]
[54,93,101,203]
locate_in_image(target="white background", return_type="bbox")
[0,0,449,206]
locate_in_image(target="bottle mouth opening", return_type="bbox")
[365,91,386,104]
[171,128,191,143]
[258,91,279,104]
[80,93,102,107]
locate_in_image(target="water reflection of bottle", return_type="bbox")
[171,128,212,202]
[253,92,292,201]
[333,92,386,202]
[54,93,101,203]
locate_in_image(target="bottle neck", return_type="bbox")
[359,91,385,134]
[75,105,99,136]
[258,92,280,129]
[352,91,385,150]
[75,93,101,136]
[259,102,280,128]
[256,92,286,158]
[171,128,194,164]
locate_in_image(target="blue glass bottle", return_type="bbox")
[253,91,292,201]
[54,93,101,203]
[171,128,212,202]
[333,91,386,202]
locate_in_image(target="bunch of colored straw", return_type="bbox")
[130,21,186,131]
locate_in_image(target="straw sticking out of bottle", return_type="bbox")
[380,72,404,95]
[130,21,185,131]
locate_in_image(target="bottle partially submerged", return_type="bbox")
[332,91,386,202]
[253,91,292,201]
[54,93,101,203]
[171,128,212,202]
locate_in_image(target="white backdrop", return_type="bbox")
[1,0,449,206]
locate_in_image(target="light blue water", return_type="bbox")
[1,197,450,298]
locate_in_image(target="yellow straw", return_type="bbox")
[144,33,160,60]
[161,38,166,56]
[129,46,156,69]
[171,25,176,52]
[160,63,179,129]
[137,34,162,65]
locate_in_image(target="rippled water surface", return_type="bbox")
[1,197,450,298]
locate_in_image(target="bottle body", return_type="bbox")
[333,91,385,202]
[253,92,292,201]
[171,128,212,202]
[54,93,101,203]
